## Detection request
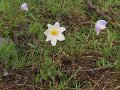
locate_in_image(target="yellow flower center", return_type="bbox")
[50,28,58,36]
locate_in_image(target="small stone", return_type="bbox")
[3,70,9,76]
[15,79,20,84]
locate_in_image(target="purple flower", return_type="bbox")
[21,3,28,11]
[95,20,107,35]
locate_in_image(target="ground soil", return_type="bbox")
[0,53,120,90]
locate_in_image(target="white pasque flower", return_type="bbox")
[21,3,28,11]
[95,20,107,35]
[44,22,66,46]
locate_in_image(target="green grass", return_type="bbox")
[0,0,120,89]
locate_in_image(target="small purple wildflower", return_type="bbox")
[21,3,28,11]
[95,20,107,35]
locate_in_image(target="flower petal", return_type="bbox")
[44,30,49,36]
[51,38,57,46]
[46,35,52,41]
[47,24,53,28]
[99,25,106,29]
[54,22,60,27]
[59,27,66,33]
[95,26,101,35]
[96,20,107,26]
[57,34,65,41]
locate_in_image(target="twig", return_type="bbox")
[109,72,120,74]
[56,0,65,21]
[91,70,109,90]
[109,5,119,18]
[57,45,68,65]
[16,84,43,89]
[63,67,110,72]
[87,0,111,20]
[84,72,101,89]
[113,86,120,90]
[20,77,28,90]
[102,82,109,90]
[62,67,82,87]
[61,0,65,8]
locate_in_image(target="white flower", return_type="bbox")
[21,3,28,11]
[95,20,107,35]
[44,22,66,46]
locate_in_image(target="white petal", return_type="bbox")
[46,35,52,41]
[100,25,106,29]
[47,24,53,28]
[44,30,49,36]
[96,30,100,35]
[59,27,66,33]
[57,34,65,41]
[51,38,57,46]
[54,22,60,27]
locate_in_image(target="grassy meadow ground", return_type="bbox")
[0,0,120,90]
